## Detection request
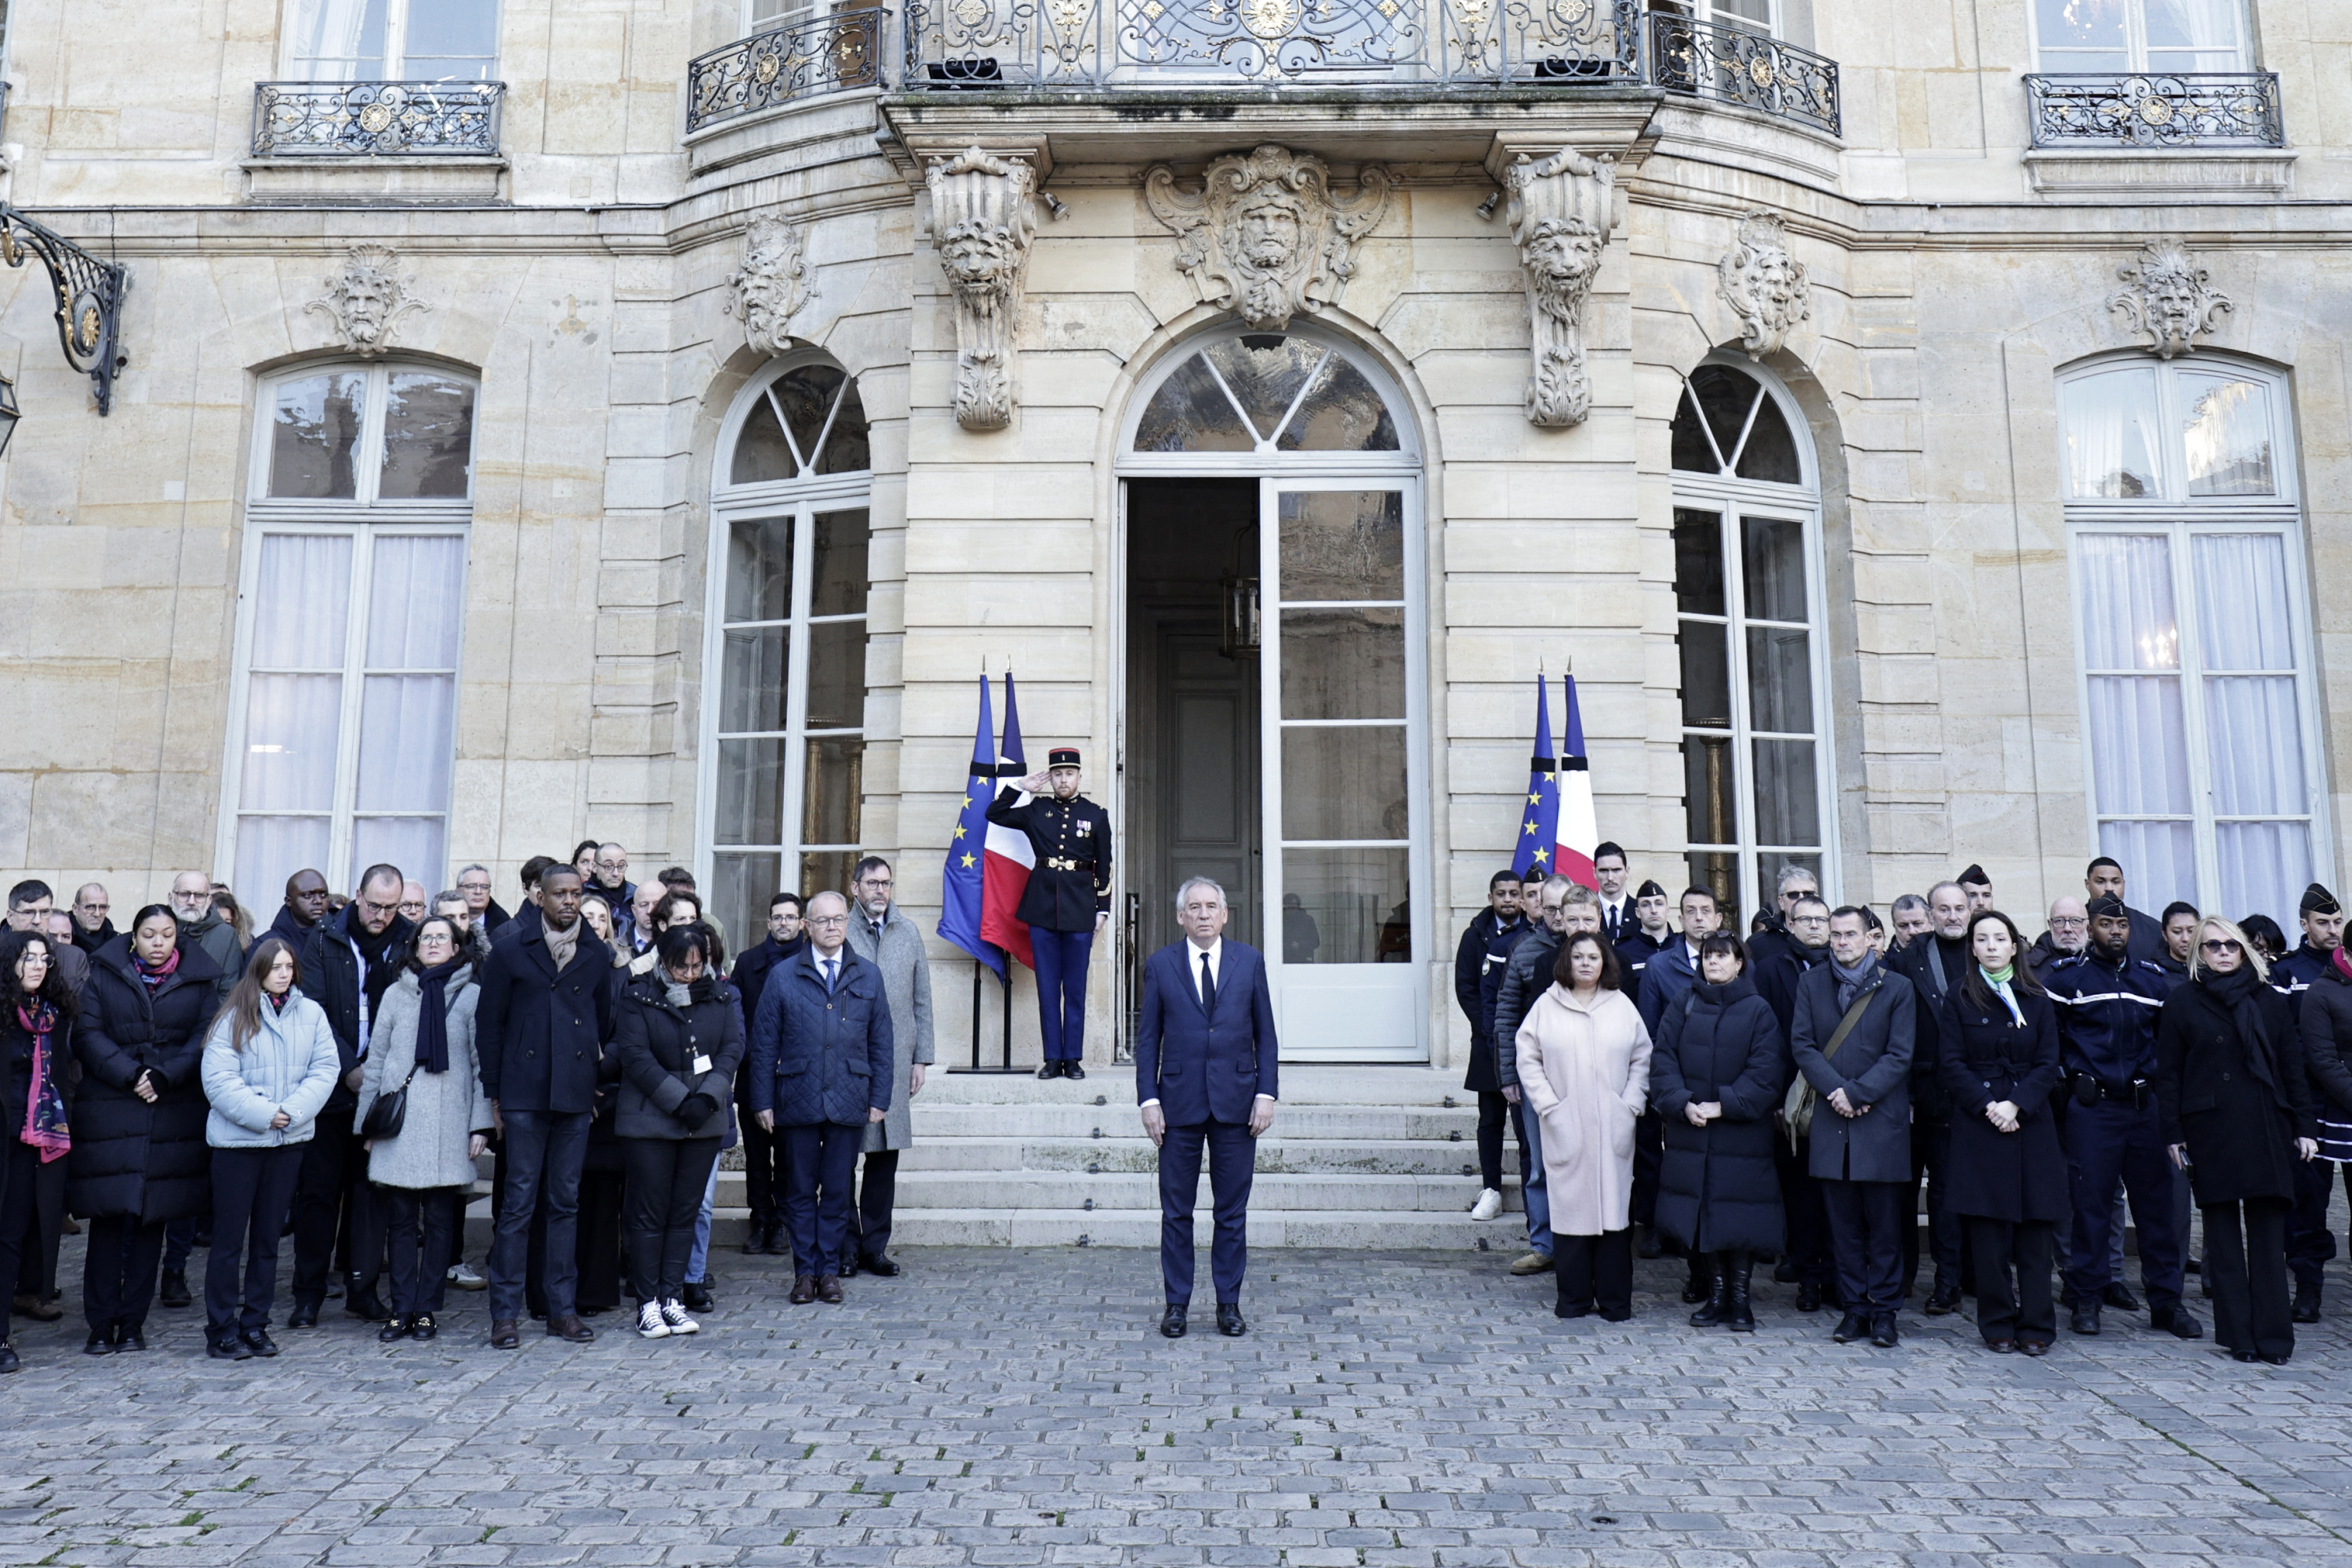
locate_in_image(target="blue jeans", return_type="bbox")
[1029,925,1093,1062]
[686,1158,719,1284]
[488,1109,590,1322]
[1513,1098,1553,1258]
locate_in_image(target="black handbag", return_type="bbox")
[359,1062,419,1141]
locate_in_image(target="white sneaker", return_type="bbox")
[636,1301,670,1339]
[445,1261,488,1290]
[659,1298,699,1335]
[1469,1188,1503,1222]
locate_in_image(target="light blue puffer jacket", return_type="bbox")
[201,993,343,1149]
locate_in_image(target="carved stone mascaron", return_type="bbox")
[1504,147,1615,429]
[1716,210,1810,361]
[726,214,811,358]
[1142,144,1394,333]
[926,146,1040,432]
[307,244,426,359]
[2110,237,2233,360]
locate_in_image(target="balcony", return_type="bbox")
[2024,72,2282,149]
[252,80,505,158]
[681,2,1838,141]
[687,9,886,135]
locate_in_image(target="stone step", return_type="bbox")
[882,1136,1521,1178]
[925,1065,1468,1106]
[880,1207,1522,1250]
[906,1103,1485,1140]
[902,1169,1515,1213]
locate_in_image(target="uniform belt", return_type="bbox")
[2071,1073,2151,1109]
[1044,856,1094,872]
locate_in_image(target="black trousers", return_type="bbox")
[2064,1095,2187,1310]
[844,1149,899,1266]
[1631,1113,1663,1230]
[1157,1119,1255,1306]
[382,1185,456,1319]
[83,1214,166,1334]
[0,1141,43,1342]
[205,1145,303,1338]
[741,1110,784,1231]
[2205,1196,2294,1360]
[1823,1178,1907,1314]
[1777,1134,1834,1290]
[1554,1229,1634,1319]
[2287,1158,2352,1291]
[162,1215,197,1276]
[292,1114,379,1304]
[1901,1118,1963,1296]
[1475,1091,1508,1192]
[622,1137,720,1303]
[8,1145,64,1305]
[1966,1216,2056,1345]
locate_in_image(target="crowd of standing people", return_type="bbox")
[1455,846,2347,1364]
[0,843,931,1370]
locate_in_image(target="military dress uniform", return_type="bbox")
[986,746,1113,1076]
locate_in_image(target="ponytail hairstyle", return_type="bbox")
[226,938,303,1052]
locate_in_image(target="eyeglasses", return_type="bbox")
[1789,915,1829,928]
[2201,938,2241,955]
[807,915,848,928]
[594,858,627,873]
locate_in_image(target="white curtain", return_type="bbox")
[2076,532,2194,907]
[2143,0,2247,71]
[366,535,465,668]
[350,817,446,895]
[286,0,390,78]
[233,818,332,917]
[2180,374,2274,498]
[2194,532,2310,924]
[2061,368,2161,501]
[238,534,351,897]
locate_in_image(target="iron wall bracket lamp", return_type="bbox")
[0,204,130,416]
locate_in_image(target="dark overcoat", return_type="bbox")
[1789,961,1916,1184]
[474,919,617,1115]
[68,937,223,1221]
[1649,975,1786,1254]
[2155,975,2314,1207]
[1936,982,2068,1224]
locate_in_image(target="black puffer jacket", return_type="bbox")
[1649,975,1786,1255]
[2298,959,2352,1121]
[69,936,223,1221]
[612,972,744,1141]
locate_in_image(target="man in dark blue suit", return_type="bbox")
[1135,876,1279,1339]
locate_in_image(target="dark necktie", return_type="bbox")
[822,957,838,993]
[1200,950,1217,1014]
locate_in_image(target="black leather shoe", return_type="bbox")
[158,1269,192,1309]
[546,1313,596,1342]
[1924,1284,1963,1316]
[815,1275,844,1305]
[1772,1258,1800,1284]
[1216,1302,1247,1336]
[2231,1348,2259,1363]
[1064,1063,1086,1081]
[789,1275,816,1305]
[82,1331,112,1356]
[489,1319,521,1350]
[1633,1224,1663,1260]
[378,1316,412,1344]
[2151,1304,2205,1339]
[861,1254,902,1278]
[2020,1340,2050,1357]
[839,1255,860,1279]
[345,1285,393,1323]
[1870,1313,1900,1348]
[411,1314,437,1341]
[1984,1338,2016,1354]
[2103,1281,2141,1312]
[241,1329,279,1358]
[205,1337,252,1362]
[1036,1062,1061,1080]
[762,1222,789,1258]
[2071,1301,2101,1336]
[2292,1287,2321,1324]
[0,1343,17,1374]
[1831,1310,1868,1343]
[2258,1351,2290,1365]
[114,1323,147,1353]
[286,1299,321,1330]
[741,1227,768,1256]
[683,1280,714,1312]
[1795,1281,1824,1313]
[1160,1303,1188,1338]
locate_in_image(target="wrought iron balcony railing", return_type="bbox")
[902,0,1639,87]
[252,80,505,157]
[2024,71,2282,149]
[1646,10,1838,135]
[687,9,886,132]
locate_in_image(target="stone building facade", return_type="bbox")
[0,0,2344,1069]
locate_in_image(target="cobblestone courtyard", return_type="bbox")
[4,1244,2350,1566]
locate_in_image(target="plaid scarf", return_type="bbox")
[134,946,181,990]
[17,1002,68,1163]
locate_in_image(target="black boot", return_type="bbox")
[1724,1251,1756,1333]
[158,1269,192,1309]
[1680,1255,1711,1305]
[1688,1254,1727,1328]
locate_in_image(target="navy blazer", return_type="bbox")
[1134,938,1279,1126]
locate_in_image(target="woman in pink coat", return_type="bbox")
[1515,930,1654,1319]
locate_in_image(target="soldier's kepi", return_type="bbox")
[986,746,1114,1081]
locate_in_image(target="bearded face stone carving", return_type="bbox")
[1143,145,1393,332]
[1504,147,1616,428]
[725,214,811,358]
[307,245,425,358]
[925,146,1040,431]
[2111,238,2231,360]
[1716,210,1811,361]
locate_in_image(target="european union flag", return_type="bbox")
[937,673,1004,978]
[1511,675,1559,879]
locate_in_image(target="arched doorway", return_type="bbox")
[1116,325,1427,1062]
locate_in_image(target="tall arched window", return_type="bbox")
[2059,354,2325,924]
[1670,358,1833,924]
[220,361,478,899]
[700,356,873,943]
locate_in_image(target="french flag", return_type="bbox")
[1555,674,1599,889]
[979,672,1036,970]
[937,673,1004,978]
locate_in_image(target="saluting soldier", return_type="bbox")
[987,746,1113,1080]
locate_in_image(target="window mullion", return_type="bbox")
[1722,509,1762,915]
[329,524,372,892]
[780,504,816,872]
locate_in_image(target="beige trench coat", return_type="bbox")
[1515,983,1653,1237]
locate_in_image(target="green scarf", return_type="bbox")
[1983,962,2016,987]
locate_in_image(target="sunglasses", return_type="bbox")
[2201,938,2241,955]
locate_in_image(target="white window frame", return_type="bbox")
[743,0,815,34]
[695,355,874,906]
[1670,354,1837,916]
[2030,0,2252,73]
[217,360,476,897]
[280,0,503,81]
[2059,352,2328,917]
[1116,324,1428,1062]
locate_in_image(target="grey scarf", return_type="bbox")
[1831,952,1880,1013]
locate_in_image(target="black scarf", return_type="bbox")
[350,914,407,1016]
[2199,964,2278,1095]
[413,958,464,1075]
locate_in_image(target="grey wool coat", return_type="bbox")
[356,966,495,1191]
[845,902,935,1152]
